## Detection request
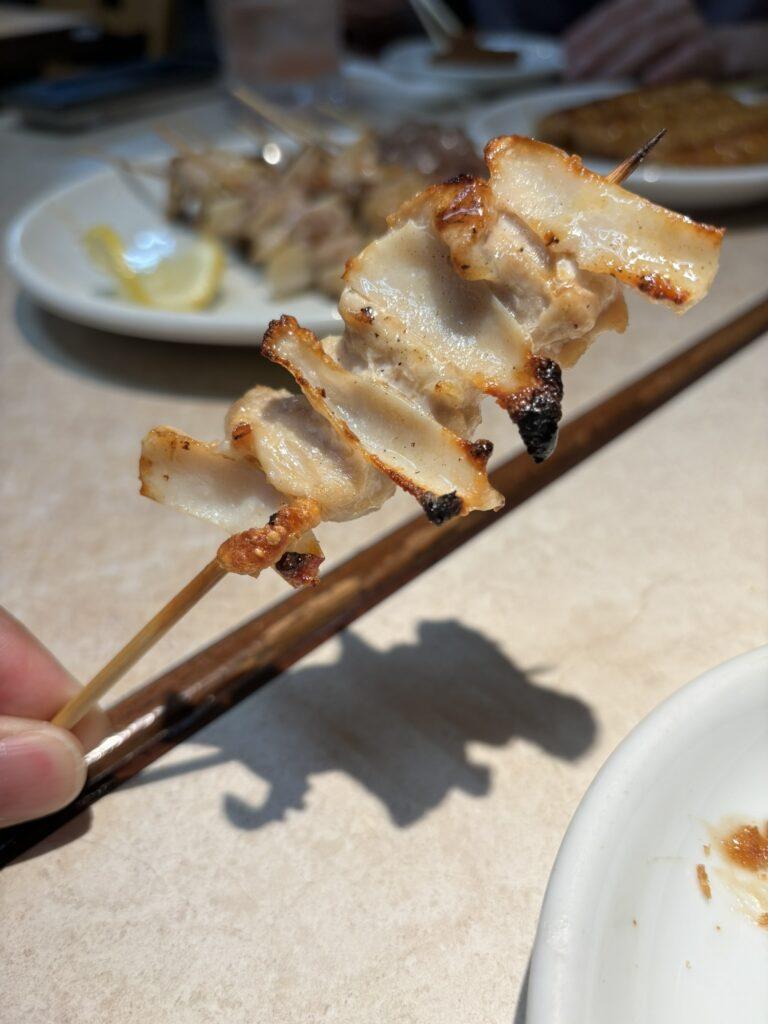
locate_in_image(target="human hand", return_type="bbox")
[564,0,768,83]
[0,608,109,827]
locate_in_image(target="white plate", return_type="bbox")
[6,165,341,345]
[528,645,768,1024]
[471,83,768,209]
[342,55,468,110]
[381,32,563,93]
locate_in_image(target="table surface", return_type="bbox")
[1,93,767,1023]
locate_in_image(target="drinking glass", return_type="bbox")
[213,0,341,105]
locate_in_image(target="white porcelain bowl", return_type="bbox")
[528,645,768,1024]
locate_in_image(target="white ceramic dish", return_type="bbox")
[381,31,563,93]
[6,165,341,345]
[471,83,768,209]
[527,645,768,1024]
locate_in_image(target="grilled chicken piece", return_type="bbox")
[164,125,482,300]
[262,318,502,521]
[340,175,625,441]
[167,152,274,236]
[217,498,323,579]
[225,386,395,521]
[256,193,365,299]
[140,427,285,534]
[139,426,324,585]
[486,137,722,309]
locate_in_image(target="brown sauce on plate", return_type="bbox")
[720,824,768,873]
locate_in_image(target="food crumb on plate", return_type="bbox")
[696,863,712,900]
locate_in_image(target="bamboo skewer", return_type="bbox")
[314,102,369,136]
[606,129,666,184]
[81,149,168,179]
[50,133,665,733]
[80,149,167,216]
[52,560,225,730]
[231,86,338,151]
[153,122,198,157]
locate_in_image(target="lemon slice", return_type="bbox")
[84,226,224,312]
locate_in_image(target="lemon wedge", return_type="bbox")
[84,226,224,312]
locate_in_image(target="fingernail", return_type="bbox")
[0,728,85,825]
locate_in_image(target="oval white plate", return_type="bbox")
[471,83,768,209]
[6,166,341,345]
[382,31,563,92]
[528,645,768,1024]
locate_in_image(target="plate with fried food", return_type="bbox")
[6,122,484,344]
[471,81,768,209]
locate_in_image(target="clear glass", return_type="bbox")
[213,0,340,105]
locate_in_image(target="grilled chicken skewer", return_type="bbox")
[143,134,721,572]
[53,133,722,730]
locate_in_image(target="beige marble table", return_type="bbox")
[1,95,768,1022]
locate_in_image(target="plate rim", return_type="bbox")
[526,643,768,1024]
[469,81,768,187]
[381,31,563,84]
[5,165,341,345]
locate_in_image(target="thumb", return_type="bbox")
[0,717,86,827]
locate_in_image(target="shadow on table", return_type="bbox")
[15,293,293,398]
[6,808,94,865]
[128,619,597,830]
[514,961,530,1024]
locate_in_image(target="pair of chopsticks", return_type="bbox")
[51,130,665,733]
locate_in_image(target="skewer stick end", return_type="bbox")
[606,128,667,185]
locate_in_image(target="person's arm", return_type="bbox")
[565,0,768,83]
[0,608,109,826]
